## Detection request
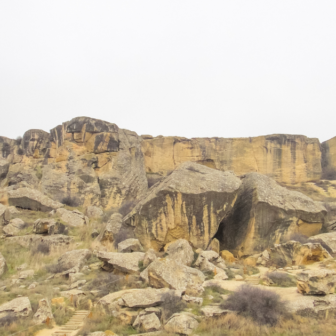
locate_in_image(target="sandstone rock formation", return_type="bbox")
[33,298,54,324]
[118,238,143,253]
[97,251,145,273]
[124,162,241,250]
[297,269,336,295]
[309,231,336,255]
[2,218,25,236]
[267,241,331,267]
[7,188,64,212]
[142,134,323,184]
[164,312,199,335]
[56,249,92,273]
[215,173,327,256]
[164,239,194,266]
[147,258,205,296]
[97,213,123,245]
[0,297,32,318]
[0,252,7,278]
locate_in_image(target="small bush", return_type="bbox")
[118,200,137,217]
[45,262,68,274]
[221,284,287,326]
[161,291,187,321]
[266,271,296,287]
[52,305,74,325]
[61,195,80,207]
[289,233,308,244]
[0,314,17,326]
[86,273,122,296]
[32,242,50,255]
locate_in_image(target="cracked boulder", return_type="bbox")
[147,258,205,296]
[97,251,145,274]
[216,173,327,256]
[8,188,63,212]
[297,269,336,295]
[164,239,194,266]
[0,297,32,318]
[164,312,199,335]
[124,162,241,250]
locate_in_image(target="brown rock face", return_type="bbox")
[142,134,322,184]
[124,162,241,250]
[1,117,148,210]
[215,173,327,256]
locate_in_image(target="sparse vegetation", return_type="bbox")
[161,291,187,321]
[32,242,50,255]
[221,284,287,326]
[61,195,81,207]
[266,271,296,287]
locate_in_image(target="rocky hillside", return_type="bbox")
[1,117,336,335]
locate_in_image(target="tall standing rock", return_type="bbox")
[124,162,241,250]
[216,173,327,256]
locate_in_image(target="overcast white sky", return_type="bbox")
[0,1,335,142]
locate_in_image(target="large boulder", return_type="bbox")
[119,287,173,308]
[297,269,336,295]
[41,117,148,209]
[56,249,92,273]
[143,249,157,267]
[2,218,25,236]
[0,158,9,182]
[55,208,88,227]
[97,213,123,244]
[33,218,65,235]
[147,258,205,296]
[7,234,73,248]
[164,312,199,335]
[0,297,32,318]
[308,231,336,255]
[133,311,161,332]
[97,251,145,274]
[0,252,7,278]
[33,298,54,324]
[164,239,194,266]
[86,205,103,218]
[7,188,63,212]
[267,241,331,267]
[124,162,241,250]
[216,173,327,256]
[118,239,143,253]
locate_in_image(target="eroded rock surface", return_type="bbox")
[147,258,205,296]
[216,173,327,256]
[125,162,241,250]
[0,297,32,318]
[297,269,336,295]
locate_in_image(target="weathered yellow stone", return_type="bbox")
[142,134,323,184]
[220,250,235,263]
[51,297,65,306]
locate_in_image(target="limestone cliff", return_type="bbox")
[142,134,323,184]
[0,117,148,209]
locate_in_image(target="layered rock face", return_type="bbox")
[215,173,327,256]
[0,117,148,209]
[124,162,241,250]
[142,134,323,184]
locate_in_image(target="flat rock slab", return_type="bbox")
[8,188,63,212]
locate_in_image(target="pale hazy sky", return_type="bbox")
[0,1,335,142]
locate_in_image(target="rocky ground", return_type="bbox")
[1,117,336,335]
